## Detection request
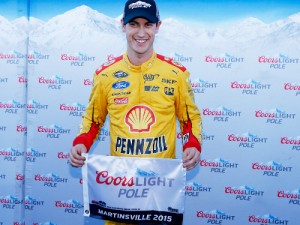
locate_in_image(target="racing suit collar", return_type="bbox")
[123,51,156,72]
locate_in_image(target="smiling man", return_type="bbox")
[122,0,161,66]
[69,1,202,224]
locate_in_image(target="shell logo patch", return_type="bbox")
[125,105,156,133]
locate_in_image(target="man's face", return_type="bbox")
[122,17,161,58]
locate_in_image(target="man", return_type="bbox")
[69,0,202,224]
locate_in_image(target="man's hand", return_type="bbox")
[69,144,87,167]
[182,147,201,171]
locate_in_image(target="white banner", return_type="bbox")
[82,155,186,224]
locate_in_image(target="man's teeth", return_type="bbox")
[136,39,146,43]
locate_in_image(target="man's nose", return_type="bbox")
[137,26,146,36]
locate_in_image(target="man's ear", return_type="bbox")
[121,18,126,32]
[155,20,162,33]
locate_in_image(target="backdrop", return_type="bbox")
[0,0,300,224]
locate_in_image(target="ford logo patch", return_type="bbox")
[112,81,130,90]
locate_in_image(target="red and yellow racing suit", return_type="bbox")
[73,51,202,225]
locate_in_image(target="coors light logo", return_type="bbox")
[27,50,50,65]
[185,182,212,197]
[95,167,175,199]
[283,82,300,96]
[280,135,300,151]
[200,158,238,173]
[0,50,49,65]
[258,53,299,69]
[34,172,68,187]
[277,189,300,206]
[60,52,95,66]
[0,100,26,114]
[203,106,241,122]
[248,214,288,224]
[27,99,49,115]
[38,75,72,90]
[170,53,192,63]
[231,79,271,95]
[55,199,83,214]
[26,148,47,163]
[205,53,244,68]
[24,196,44,210]
[0,50,27,65]
[37,124,71,139]
[0,147,24,162]
[227,132,267,148]
[0,195,22,209]
[255,108,296,124]
[196,210,235,224]
[224,185,264,201]
[59,102,86,117]
[190,79,217,94]
[251,161,292,177]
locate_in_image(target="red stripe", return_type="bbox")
[95,55,123,75]
[156,54,186,72]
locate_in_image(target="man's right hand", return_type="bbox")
[69,144,87,167]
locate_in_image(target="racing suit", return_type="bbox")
[73,51,202,225]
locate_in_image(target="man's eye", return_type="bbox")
[146,23,154,27]
[129,22,137,26]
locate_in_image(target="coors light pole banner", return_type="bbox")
[82,155,186,225]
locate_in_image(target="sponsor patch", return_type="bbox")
[114,97,128,105]
[112,81,130,90]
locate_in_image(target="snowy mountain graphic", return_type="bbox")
[0,15,26,49]
[29,5,122,51]
[136,168,158,177]
[0,5,300,52]
[237,185,255,191]
[266,161,282,167]
[208,158,229,163]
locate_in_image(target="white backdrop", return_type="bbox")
[0,1,300,225]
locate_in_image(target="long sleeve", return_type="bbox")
[176,69,202,152]
[73,72,108,151]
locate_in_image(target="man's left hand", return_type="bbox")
[182,147,201,170]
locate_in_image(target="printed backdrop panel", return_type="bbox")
[82,155,185,225]
[0,0,299,225]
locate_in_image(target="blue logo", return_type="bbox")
[112,81,130,90]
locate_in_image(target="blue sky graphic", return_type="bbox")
[0,0,300,24]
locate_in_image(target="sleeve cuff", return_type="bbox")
[73,135,92,152]
[183,139,201,153]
